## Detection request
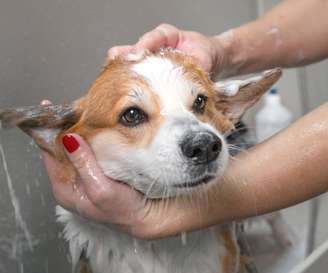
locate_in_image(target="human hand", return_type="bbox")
[107,24,232,77]
[37,100,146,237]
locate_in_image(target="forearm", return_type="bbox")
[148,103,328,238]
[216,103,328,219]
[214,0,328,77]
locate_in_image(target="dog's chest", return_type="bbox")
[57,206,238,273]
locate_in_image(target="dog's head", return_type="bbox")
[0,49,281,198]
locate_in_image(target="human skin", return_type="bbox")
[221,0,328,76]
[44,0,328,238]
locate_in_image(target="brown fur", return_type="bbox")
[219,227,240,273]
[77,257,93,273]
[79,263,93,273]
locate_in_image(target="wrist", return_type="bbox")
[213,20,267,78]
[211,29,241,78]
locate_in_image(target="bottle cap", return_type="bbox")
[269,87,278,95]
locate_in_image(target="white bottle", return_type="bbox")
[256,88,293,142]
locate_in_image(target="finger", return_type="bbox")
[136,23,180,51]
[61,133,120,203]
[155,24,181,48]
[107,45,134,60]
[42,151,113,221]
[52,179,112,223]
[42,151,76,208]
[52,179,110,222]
[62,133,145,222]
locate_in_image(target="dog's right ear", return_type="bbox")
[0,103,83,155]
[214,68,282,124]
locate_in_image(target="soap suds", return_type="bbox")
[133,238,139,254]
[267,27,283,47]
[215,81,240,96]
[218,29,234,44]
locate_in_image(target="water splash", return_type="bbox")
[133,238,138,254]
[181,232,187,246]
[40,194,46,207]
[0,142,34,251]
[45,259,49,273]
[19,263,24,273]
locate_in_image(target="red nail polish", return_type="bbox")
[62,134,80,153]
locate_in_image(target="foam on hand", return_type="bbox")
[215,81,241,96]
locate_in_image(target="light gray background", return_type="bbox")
[0,1,327,273]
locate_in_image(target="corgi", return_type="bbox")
[0,49,281,273]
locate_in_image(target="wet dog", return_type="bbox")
[0,49,281,273]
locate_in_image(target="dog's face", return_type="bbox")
[0,50,281,198]
[78,52,230,198]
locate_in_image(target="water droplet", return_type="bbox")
[181,232,187,246]
[72,183,78,192]
[25,184,31,196]
[20,263,24,273]
[45,259,49,273]
[35,179,40,188]
[80,194,88,201]
[40,194,46,207]
[133,238,138,254]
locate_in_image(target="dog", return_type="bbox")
[0,49,281,273]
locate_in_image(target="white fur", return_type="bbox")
[57,206,234,273]
[132,56,194,115]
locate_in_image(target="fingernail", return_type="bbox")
[62,134,80,153]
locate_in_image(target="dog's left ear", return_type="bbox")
[0,103,83,155]
[214,68,282,124]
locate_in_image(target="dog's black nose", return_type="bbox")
[180,131,222,164]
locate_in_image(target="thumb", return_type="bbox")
[61,133,113,200]
[61,133,145,222]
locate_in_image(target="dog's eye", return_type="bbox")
[120,107,147,127]
[192,95,208,113]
